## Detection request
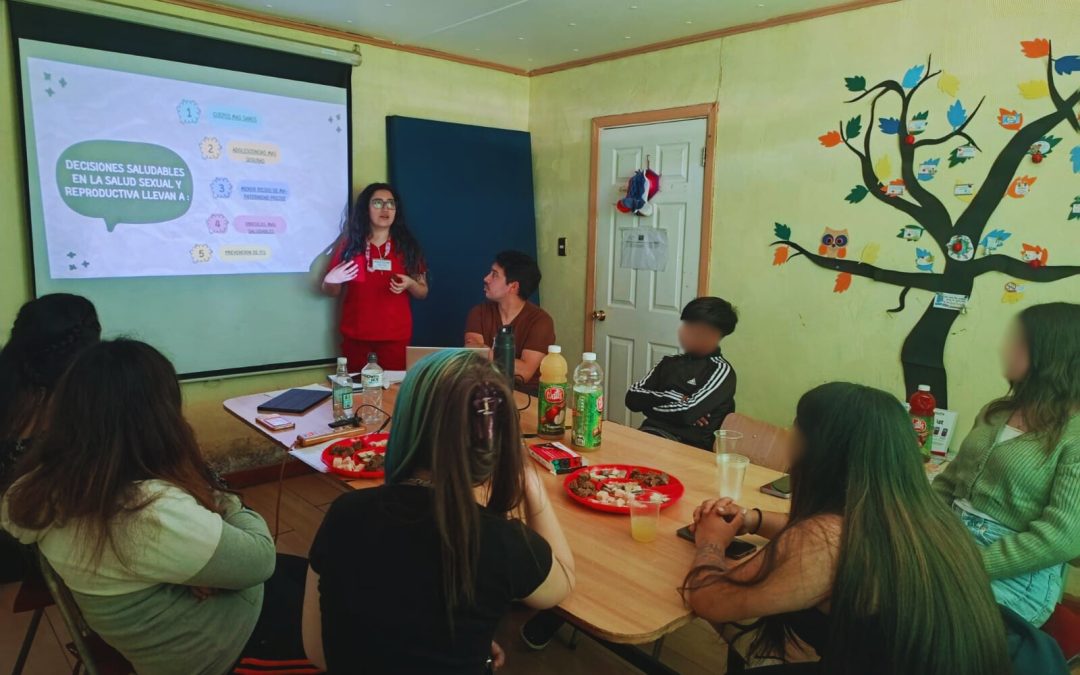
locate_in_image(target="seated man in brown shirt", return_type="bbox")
[464,250,556,388]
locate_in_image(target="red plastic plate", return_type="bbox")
[563,464,684,514]
[321,433,390,479]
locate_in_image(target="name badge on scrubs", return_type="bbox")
[371,259,393,272]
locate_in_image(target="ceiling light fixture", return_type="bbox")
[568,22,576,26]
[572,48,579,52]
[685,20,693,24]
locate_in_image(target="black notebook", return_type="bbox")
[256,388,332,414]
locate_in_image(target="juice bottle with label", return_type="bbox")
[909,384,936,461]
[572,352,604,450]
[537,345,568,439]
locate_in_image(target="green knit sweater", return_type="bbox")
[933,409,1080,580]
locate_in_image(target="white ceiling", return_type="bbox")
[201,0,863,72]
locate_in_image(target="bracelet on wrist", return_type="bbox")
[749,508,763,535]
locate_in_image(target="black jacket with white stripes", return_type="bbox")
[624,349,736,450]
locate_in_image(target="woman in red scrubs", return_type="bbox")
[322,183,427,371]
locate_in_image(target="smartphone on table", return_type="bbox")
[676,525,757,560]
[760,475,791,499]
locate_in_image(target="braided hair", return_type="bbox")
[0,294,101,442]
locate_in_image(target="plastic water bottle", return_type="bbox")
[572,352,604,450]
[909,384,936,462]
[331,357,354,421]
[359,353,384,426]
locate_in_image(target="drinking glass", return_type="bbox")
[630,491,662,543]
[715,452,750,501]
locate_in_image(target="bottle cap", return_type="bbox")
[917,384,931,392]
[583,352,597,361]
[337,357,348,366]
[498,325,513,334]
[367,353,378,362]
[548,345,562,354]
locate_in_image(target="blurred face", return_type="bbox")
[1001,320,1030,383]
[368,189,397,230]
[786,422,807,468]
[678,322,724,357]
[483,263,518,301]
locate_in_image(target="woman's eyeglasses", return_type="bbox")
[370,198,397,211]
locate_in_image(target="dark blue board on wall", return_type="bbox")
[387,116,538,347]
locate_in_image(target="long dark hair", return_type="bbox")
[0,294,100,441]
[985,302,1080,445]
[5,339,225,564]
[384,350,526,620]
[340,182,425,275]
[683,382,1010,675]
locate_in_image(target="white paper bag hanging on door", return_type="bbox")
[619,228,669,271]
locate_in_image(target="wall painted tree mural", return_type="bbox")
[771,38,1080,407]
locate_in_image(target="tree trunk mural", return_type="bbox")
[771,40,1080,407]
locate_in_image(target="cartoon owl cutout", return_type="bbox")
[819,228,849,258]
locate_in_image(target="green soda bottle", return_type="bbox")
[571,352,604,450]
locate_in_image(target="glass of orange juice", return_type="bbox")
[630,491,662,543]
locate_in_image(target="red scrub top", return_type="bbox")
[330,238,419,342]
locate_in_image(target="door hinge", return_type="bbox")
[700,147,706,167]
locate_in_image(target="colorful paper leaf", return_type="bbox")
[1018,80,1050,99]
[902,65,925,89]
[845,115,863,140]
[878,117,901,134]
[938,72,960,97]
[912,111,930,121]
[844,76,866,92]
[1054,55,1080,75]
[1071,146,1080,173]
[833,272,852,294]
[997,108,1024,130]
[948,147,973,168]
[947,100,967,129]
[1069,197,1080,221]
[845,185,869,204]
[1021,38,1050,58]
[819,130,843,147]
[859,243,881,265]
[772,246,790,266]
[1040,135,1063,154]
[874,155,892,182]
[774,223,792,240]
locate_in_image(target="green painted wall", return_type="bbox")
[530,0,1080,436]
[0,0,529,464]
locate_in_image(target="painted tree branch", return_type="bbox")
[955,85,1080,242]
[905,55,941,99]
[1048,41,1080,132]
[969,255,1080,282]
[844,79,905,104]
[771,239,949,292]
[896,55,954,250]
[912,97,986,151]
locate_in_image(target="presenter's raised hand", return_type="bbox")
[324,260,359,285]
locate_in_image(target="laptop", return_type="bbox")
[406,346,489,370]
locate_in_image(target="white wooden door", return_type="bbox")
[593,118,707,427]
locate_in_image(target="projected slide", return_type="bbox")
[22,42,348,279]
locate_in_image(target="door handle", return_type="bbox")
[591,310,607,322]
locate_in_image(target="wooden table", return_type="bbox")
[224,386,790,649]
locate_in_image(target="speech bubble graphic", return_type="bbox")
[56,140,193,232]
